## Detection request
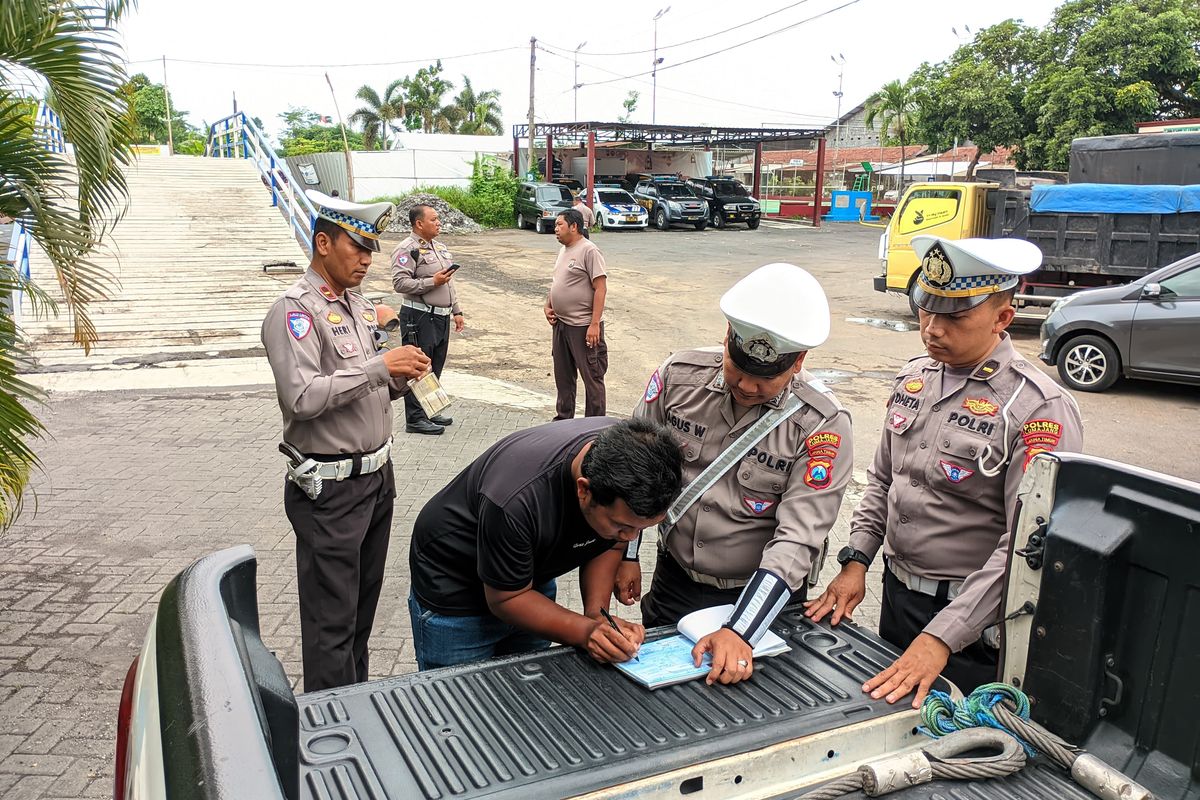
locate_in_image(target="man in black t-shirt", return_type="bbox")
[408,417,684,670]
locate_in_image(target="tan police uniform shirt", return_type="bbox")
[262,269,407,454]
[575,203,596,228]
[634,349,855,590]
[549,238,606,327]
[391,235,461,314]
[848,334,1083,653]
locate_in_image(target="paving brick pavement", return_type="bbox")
[0,386,882,799]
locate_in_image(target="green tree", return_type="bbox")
[349,80,405,150]
[443,76,503,135]
[910,21,1039,178]
[403,61,454,133]
[1021,0,1200,170]
[277,107,363,156]
[121,73,189,144]
[864,78,919,187]
[0,0,136,525]
[618,91,639,124]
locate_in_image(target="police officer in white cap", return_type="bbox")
[262,190,431,691]
[807,236,1082,707]
[624,263,854,686]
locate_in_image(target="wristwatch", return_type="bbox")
[837,546,872,568]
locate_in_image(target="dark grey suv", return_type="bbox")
[1040,252,1200,392]
[514,182,573,233]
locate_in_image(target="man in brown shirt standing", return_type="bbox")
[807,236,1083,707]
[263,190,430,691]
[391,204,464,435]
[573,193,595,236]
[545,208,608,420]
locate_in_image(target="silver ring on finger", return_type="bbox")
[737,659,749,668]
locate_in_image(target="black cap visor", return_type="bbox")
[342,228,381,253]
[727,339,800,377]
[911,282,991,315]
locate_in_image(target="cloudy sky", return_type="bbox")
[119,0,1056,144]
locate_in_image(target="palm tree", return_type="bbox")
[403,62,455,134]
[443,77,503,135]
[349,80,405,150]
[865,78,919,189]
[0,0,135,526]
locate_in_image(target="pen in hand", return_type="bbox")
[599,607,640,663]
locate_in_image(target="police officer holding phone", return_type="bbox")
[262,190,431,692]
[392,204,465,435]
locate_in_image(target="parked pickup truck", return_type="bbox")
[114,453,1197,800]
[633,178,708,231]
[874,181,1200,319]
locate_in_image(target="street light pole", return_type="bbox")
[652,6,670,124]
[830,54,845,158]
[573,41,587,122]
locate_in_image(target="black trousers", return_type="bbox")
[284,462,395,693]
[551,322,607,420]
[879,567,998,694]
[401,306,450,424]
[641,548,807,628]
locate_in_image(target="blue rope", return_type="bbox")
[919,682,1038,757]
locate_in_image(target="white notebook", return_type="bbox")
[613,604,790,689]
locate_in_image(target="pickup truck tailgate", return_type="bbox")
[297,608,935,799]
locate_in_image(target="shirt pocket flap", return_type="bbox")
[938,433,984,461]
[886,404,917,435]
[737,463,786,495]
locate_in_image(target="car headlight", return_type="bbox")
[666,201,680,211]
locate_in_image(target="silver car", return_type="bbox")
[1040,252,1200,392]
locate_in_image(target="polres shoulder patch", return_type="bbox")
[644,370,663,403]
[287,310,312,340]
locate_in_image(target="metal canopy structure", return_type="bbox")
[511,121,823,148]
[511,121,828,226]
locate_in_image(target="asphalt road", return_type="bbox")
[370,221,1200,483]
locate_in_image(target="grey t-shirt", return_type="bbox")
[409,416,620,615]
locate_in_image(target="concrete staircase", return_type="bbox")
[20,156,306,373]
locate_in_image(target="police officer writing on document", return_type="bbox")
[262,190,430,692]
[806,237,1083,706]
[392,204,464,435]
[623,264,854,685]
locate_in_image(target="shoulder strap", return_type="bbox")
[664,392,805,529]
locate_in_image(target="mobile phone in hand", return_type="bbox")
[445,263,462,273]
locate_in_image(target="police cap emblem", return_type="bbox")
[921,243,954,288]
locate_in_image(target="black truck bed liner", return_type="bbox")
[296,608,931,800]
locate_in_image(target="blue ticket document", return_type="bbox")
[613,604,790,689]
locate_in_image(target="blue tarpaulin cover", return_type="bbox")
[1031,183,1200,214]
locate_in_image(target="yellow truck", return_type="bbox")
[874,181,1200,319]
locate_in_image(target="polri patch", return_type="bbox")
[326,311,343,324]
[644,370,663,403]
[803,458,833,490]
[963,397,999,416]
[742,496,776,515]
[940,460,974,483]
[287,310,312,340]
[904,377,925,394]
[398,256,408,266]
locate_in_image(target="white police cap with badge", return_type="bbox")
[720,263,830,377]
[306,189,394,253]
[910,236,1042,314]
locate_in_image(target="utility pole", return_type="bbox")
[162,55,175,155]
[527,37,537,178]
[326,72,355,200]
[652,7,670,124]
[830,54,845,158]
[573,41,587,122]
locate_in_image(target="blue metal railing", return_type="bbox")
[206,112,316,258]
[4,101,64,322]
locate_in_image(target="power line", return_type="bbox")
[539,0,815,57]
[124,46,526,70]
[579,0,863,87]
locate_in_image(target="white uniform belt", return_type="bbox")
[663,544,749,589]
[402,299,452,316]
[888,560,962,600]
[312,439,392,481]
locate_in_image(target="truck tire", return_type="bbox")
[747,218,760,230]
[655,208,670,231]
[1056,334,1121,392]
[516,212,527,230]
[694,218,707,231]
[536,218,549,234]
[710,208,725,229]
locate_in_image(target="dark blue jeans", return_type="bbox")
[408,581,558,671]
